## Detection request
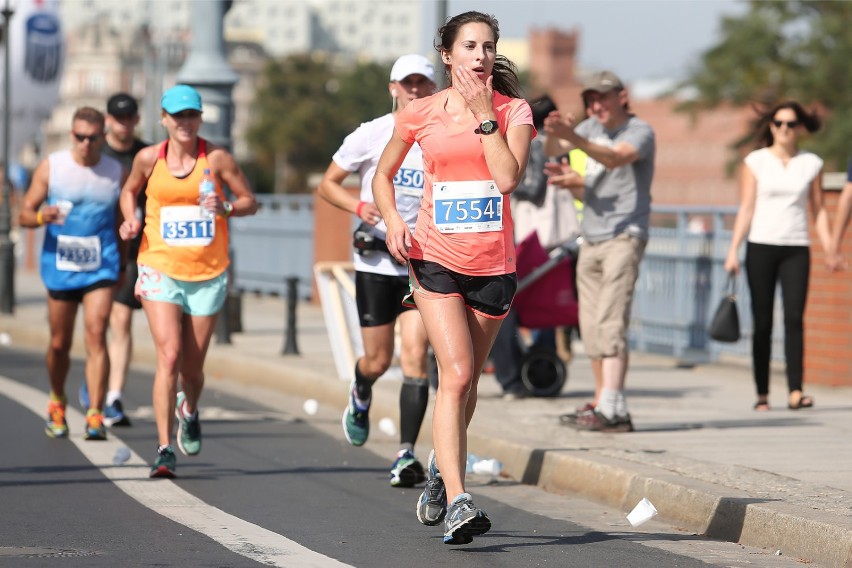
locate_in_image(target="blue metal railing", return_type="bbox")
[16,198,784,363]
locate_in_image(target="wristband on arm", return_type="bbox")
[355,201,366,217]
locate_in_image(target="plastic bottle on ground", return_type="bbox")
[113,446,131,466]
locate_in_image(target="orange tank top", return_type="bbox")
[137,138,230,281]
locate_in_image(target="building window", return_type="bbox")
[86,71,106,95]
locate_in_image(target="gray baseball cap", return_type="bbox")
[581,70,625,96]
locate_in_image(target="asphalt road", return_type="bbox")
[0,348,805,567]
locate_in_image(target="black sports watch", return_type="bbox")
[478,120,498,135]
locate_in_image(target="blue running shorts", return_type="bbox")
[137,264,228,316]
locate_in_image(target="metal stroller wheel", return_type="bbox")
[520,348,567,397]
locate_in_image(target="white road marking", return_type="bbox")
[0,375,351,568]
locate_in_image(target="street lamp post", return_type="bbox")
[175,0,239,343]
[0,0,15,315]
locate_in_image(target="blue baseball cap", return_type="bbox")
[161,84,203,114]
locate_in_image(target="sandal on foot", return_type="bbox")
[753,401,770,412]
[788,395,814,410]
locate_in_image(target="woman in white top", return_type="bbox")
[724,101,831,411]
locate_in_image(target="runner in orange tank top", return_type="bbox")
[372,12,534,545]
[118,85,258,478]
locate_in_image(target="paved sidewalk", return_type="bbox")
[2,269,851,567]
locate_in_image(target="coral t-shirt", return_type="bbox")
[394,89,534,276]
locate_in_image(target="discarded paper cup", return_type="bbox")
[56,200,74,223]
[302,399,318,416]
[378,417,396,436]
[626,497,658,527]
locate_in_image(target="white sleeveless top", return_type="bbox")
[745,147,822,246]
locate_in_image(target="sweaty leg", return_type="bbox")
[81,287,114,412]
[177,312,219,413]
[46,297,78,398]
[356,323,395,399]
[143,299,184,447]
[107,302,133,398]
[417,294,472,503]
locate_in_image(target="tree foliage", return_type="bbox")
[246,55,392,192]
[679,0,852,170]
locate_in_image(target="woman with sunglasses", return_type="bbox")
[724,101,831,412]
[118,85,257,477]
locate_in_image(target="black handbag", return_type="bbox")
[708,275,741,342]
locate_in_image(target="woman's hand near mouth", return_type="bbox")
[454,65,495,121]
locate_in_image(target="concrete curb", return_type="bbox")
[3,316,849,566]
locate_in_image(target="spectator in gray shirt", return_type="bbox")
[544,70,655,432]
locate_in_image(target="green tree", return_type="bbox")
[679,1,852,170]
[246,55,392,193]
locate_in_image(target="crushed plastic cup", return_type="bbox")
[627,497,658,527]
[471,458,502,477]
[378,417,396,436]
[55,200,74,223]
[112,446,131,466]
[302,399,318,416]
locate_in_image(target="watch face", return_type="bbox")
[481,121,495,133]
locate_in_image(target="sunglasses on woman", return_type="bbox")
[772,120,799,129]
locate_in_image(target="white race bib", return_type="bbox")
[56,235,101,272]
[432,180,502,233]
[161,206,215,247]
[393,146,425,198]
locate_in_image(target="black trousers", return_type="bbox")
[744,242,810,396]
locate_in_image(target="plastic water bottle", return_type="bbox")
[113,446,131,466]
[199,168,216,219]
[465,453,479,473]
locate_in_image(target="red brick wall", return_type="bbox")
[806,190,852,386]
[311,184,359,303]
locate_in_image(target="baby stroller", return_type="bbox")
[511,231,581,396]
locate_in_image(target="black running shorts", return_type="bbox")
[407,259,517,319]
[48,279,116,303]
[355,270,414,327]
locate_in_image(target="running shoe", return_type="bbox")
[78,382,89,410]
[558,402,595,425]
[573,410,634,433]
[443,492,491,545]
[416,449,447,526]
[389,449,426,487]
[150,446,177,478]
[341,380,370,446]
[84,411,107,441]
[175,392,201,456]
[103,399,132,427]
[44,400,68,439]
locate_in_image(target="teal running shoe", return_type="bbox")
[341,380,370,446]
[175,392,201,456]
[150,446,177,478]
[389,449,426,487]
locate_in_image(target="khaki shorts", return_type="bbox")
[576,233,646,358]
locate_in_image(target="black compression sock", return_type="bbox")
[399,377,429,447]
[354,361,373,401]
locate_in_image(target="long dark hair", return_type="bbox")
[435,11,522,99]
[753,100,821,148]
